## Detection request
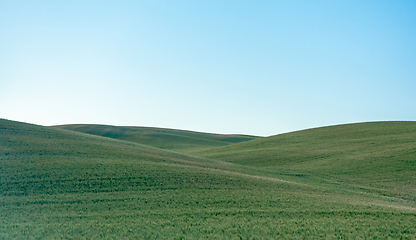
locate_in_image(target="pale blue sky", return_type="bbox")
[1,1,415,136]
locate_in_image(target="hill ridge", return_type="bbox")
[53,123,259,153]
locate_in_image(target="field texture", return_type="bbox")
[1,119,416,239]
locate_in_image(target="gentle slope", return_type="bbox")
[193,121,416,200]
[53,124,258,153]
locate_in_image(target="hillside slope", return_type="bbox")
[0,119,236,196]
[53,124,258,153]
[0,119,273,238]
[193,121,416,200]
[2,119,416,239]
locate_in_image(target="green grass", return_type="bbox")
[193,121,416,201]
[53,124,258,153]
[2,119,416,239]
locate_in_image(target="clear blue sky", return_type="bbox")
[1,1,415,136]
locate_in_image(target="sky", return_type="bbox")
[1,1,416,136]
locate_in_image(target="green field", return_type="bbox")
[1,119,416,239]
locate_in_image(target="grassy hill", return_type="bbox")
[2,119,416,238]
[193,121,416,201]
[53,124,258,153]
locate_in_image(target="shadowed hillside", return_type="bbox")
[53,124,258,153]
[194,121,416,200]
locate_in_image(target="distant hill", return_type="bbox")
[193,121,416,200]
[53,124,258,153]
[0,119,230,196]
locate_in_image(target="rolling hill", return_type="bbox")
[1,119,416,238]
[53,124,258,153]
[193,121,416,200]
